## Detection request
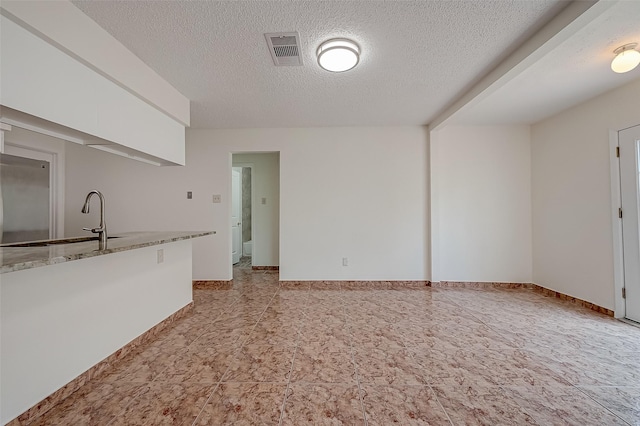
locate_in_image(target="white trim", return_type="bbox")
[226,153,233,278]
[1,117,85,145]
[4,144,59,240]
[609,129,625,319]
[429,129,440,282]
[87,144,164,166]
[618,317,640,328]
[0,123,11,153]
[232,162,255,264]
[231,166,243,265]
[231,151,281,271]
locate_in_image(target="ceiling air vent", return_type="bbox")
[265,32,303,66]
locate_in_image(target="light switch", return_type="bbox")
[187,191,192,199]
[261,197,267,205]
[157,249,164,264]
[212,194,222,203]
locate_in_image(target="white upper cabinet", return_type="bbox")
[1,16,100,137]
[0,14,186,166]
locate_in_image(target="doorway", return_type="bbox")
[231,167,243,265]
[619,124,640,324]
[231,166,253,267]
[231,152,280,272]
[1,142,60,242]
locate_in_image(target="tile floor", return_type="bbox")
[31,259,640,425]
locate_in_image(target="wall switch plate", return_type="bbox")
[187,191,192,199]
[261,197,267,205]
[342,257,348,266]
[157,249,164,264]
[212,194,222,203]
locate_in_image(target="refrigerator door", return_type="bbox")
[0,153,50,244]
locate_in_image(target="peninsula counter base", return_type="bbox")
[1,239,193,424]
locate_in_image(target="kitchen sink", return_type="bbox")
[0,236,121,248]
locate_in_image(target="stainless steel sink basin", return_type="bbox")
[0,236,121,248]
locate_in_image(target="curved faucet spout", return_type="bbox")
[81,190,107,248]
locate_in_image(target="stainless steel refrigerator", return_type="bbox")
[0,153,50,244]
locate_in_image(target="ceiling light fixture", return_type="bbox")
[317,38,360,72]
[611,43,640,74]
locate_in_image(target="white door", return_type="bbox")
[231,168,242,265]
[620,124,640,323]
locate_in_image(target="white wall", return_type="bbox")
[531,77,640,310]
[64,126,430,281]
[430,125,532,283]
[64,140,217,280]
[233,153,279,267]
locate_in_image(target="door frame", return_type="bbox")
[609,126,640,319]
[2,126,66,239]
[229,151,280,277]
[232,163,254,262]
[3,142,61,239]
[231,167,243,265]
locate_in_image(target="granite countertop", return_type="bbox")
[0,231,215,274]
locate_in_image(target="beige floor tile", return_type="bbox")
[101,345,184,384]
[503,385,630,426]
[360,384,451,425]
[223,345,295,383]
[354,347,427,385]
[432,384,538,425]
[290,345,357,384]
[110,382,214,426]
[281,383,365,425]
[154,347,233,384]
[25,264,639,425]
[29,382,145,426]
[191,327,253,352]
[244,322,300,346]
[576,386,640,425]
[298,321,352,348]
[194,383,286,425]
[350,323,406,350]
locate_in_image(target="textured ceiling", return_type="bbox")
[449,0,640,125]
[72,0,564,129]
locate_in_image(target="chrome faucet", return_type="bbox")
[81,190,107,249]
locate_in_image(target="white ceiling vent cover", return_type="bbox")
[265,32,303,66]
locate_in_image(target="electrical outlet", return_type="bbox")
[157,249,164,264]
[261,197,267,205]
[342,257,348,266]
[187,191,192,199]
[212,194,222,203]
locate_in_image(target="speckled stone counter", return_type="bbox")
[0,231,214,273]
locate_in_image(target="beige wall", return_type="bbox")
[430,125,532,283]
[188,127,430,281]
[531,77,640,310]
[64,126,430,281]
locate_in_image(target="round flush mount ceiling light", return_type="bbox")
[317,38,360,72]
[611,43,640,73]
